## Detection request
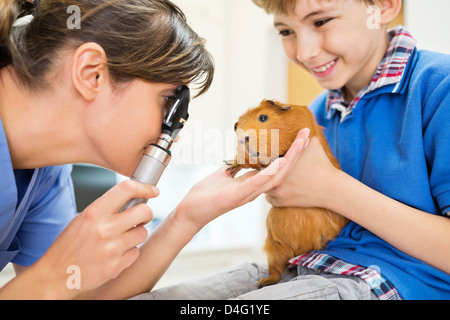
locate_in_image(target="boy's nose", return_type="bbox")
[296,33,321,63]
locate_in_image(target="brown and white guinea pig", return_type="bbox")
[227,99,349,287]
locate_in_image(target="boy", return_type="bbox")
[136,0,450,300]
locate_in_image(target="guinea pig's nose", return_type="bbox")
[239,135,250,145]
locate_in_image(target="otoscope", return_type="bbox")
[119,85,190,212]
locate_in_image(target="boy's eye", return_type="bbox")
[314,18,333,28]
[278,29,294,37]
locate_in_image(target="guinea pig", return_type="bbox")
[227,99,349,287]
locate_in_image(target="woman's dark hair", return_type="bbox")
[0,0,214,96]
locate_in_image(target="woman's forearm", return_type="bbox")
[0,259,75,299]
[328,169,450,274]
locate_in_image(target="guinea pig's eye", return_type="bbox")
[259,114,269,123]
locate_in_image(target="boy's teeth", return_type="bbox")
[313,59,336,73]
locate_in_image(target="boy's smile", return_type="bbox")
[273,0,389,102]
[311,57,338,77]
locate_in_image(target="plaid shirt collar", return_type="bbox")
[326,26,417,120]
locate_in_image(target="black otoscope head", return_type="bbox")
[162,86,190,138]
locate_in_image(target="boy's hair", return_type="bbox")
[252,0,375,15]
[0,0,214,96]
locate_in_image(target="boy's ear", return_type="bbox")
[72,42,109,101]
[377,0,402,26]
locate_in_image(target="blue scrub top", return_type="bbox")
[0,117,76,271]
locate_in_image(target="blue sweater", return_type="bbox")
[310,49,450,300]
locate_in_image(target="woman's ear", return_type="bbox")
[72,42,109,101]
[377,0,402,26]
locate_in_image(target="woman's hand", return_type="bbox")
[265,136,340,209]
[175,128,311,233]
[23,180,158,298]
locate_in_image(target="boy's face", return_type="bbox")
[274,0,388,96]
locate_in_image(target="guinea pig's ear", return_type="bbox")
[279,105,291,111]
[274,102,291,112]
[234,122,238,131]
[266,100,291,112]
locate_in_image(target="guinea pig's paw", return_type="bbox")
[226,164,242,176]
[223,159,236,166]
[258,275,280,288]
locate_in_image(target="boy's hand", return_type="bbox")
[265,136,338,209]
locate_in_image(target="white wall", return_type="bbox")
[135,0,450,252]
[170,0,287,165]
[140,0,288,251]
[404,0,450,54]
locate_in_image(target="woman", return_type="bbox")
[0,0,309,299]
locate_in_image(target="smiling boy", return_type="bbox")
[138,0,450,300]
[255,0,450,300]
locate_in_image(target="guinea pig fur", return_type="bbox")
[228,99,349,287]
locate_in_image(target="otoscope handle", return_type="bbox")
[119,142,171,212]
[119,196,148,212]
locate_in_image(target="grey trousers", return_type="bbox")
[132,263,379,300]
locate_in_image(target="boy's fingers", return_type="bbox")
[270,128,310,180]
[259,128,310,179]
[282,128,310,166]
